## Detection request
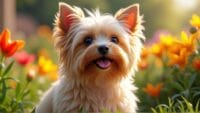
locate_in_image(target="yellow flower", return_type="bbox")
[178,31,196,52]
[190,14,200,28]
[38,56,57,75]
[160,34,177,50]
[144,83,163,97]
[150,44,163,58]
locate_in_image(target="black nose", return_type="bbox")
[98,45,109,55]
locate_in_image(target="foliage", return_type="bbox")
[135,14,200,112]
[0,27,57,112]
[151,97,200,113]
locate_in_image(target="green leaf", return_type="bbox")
[31,108,36,113]
[151,108,158,113]
[188,74,196,88]
[182,97,194,112]
[18,101,24,112]
[15,83,21,97]
[2,61,14,77]
[192,91,200,99]
[0,80,7,103]
[171,82,184,91]
[3,76,18,82]
[177,100,185,112]
[22,90,30,98]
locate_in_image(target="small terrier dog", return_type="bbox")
[36,2,144,113]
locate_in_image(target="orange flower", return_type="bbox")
[193,58,200,70]
[174,31,196,54]
[140,47,149,59]
[138,60,148,70]
[144,83,163,97]
[168,49,189,68]
[0,29,25,57]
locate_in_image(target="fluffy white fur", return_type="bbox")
[36,2,144,113]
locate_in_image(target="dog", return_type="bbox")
[36,2,144,113]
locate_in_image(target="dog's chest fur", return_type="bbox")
[52,76,138,113]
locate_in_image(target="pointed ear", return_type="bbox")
[58,2,83,32]
[115,4,139,31]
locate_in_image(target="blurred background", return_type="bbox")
[0,0,200,39]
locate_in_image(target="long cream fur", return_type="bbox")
[36,2,144,113]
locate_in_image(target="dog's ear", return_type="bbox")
[115,4,139,32]
[58,2,84,32]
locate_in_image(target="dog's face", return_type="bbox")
[54,3,144,86]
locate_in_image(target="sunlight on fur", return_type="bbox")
[36,2,145,113]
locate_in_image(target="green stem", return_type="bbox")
[0,55,5,77]
[18,81,30,100]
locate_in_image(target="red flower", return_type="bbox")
[13,51,35,66]
[193,58,200,70]
[0,29,25,57]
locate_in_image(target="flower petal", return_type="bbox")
[5,40,24,57]
[0,29,10,51]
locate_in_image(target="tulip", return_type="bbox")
[0,29,25,57]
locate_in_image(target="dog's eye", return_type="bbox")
[84,36,93,46]
[111,36,119,44]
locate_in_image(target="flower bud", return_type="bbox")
[190,27,197,34]
[26,69,36,82]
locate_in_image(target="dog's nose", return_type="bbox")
[98,45,109,55]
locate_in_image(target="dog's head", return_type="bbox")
[54,2,144,86]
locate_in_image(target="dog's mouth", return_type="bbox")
[94,57,111,69]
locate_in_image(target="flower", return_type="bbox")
[160,34,177,50]
[140,47,149,59]
[190,14,200,28]
[38,56,57,75]
[166,31,197,68]
[150,44,163,58]
[13,51,35,66]
[174,31,196,54]
[193,58,200,70]
[138,60,148,70]
[0,29,25,57]
[168,49,189,68]
[144,83,163,97]
[26,68,36,82]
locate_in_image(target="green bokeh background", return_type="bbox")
[17,0,200,39]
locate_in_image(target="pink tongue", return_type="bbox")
[96,58,111,69]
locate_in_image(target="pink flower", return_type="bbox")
[13,51,35,66]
